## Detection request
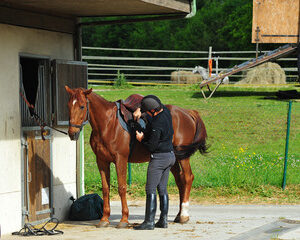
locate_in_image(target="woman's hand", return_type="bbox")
[133,108,142,121]
[136,131,144,142]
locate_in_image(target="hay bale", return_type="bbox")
[171,71,203,84]
[236,62,286,85]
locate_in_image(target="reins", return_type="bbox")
[20,92,68,140]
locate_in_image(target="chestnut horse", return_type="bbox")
[65,86,208,228]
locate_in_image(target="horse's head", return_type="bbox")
[65,86,92,141]
[193,66,208,80]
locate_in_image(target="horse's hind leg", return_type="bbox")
[179,158,194,223]
[171,161,184,223]
[171,158,194,224]
[95,159,111,228]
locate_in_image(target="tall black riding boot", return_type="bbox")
[155,194,169,228]
[134,194,157,230]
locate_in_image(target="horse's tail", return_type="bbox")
[174,110,208,160]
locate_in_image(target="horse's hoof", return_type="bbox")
[174,215,189,224]
[174,215,180,223]
[116,221,129,229]
[179,216,189,224]
[95,221,110,228]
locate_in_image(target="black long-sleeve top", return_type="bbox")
[141,106,174,153]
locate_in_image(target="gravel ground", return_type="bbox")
[3,201,300,240]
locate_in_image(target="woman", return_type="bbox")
[133,95,175,230]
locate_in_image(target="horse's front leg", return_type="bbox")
[96,159,111,228]
[115,156,129,228]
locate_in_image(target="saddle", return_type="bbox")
[115,94,147,159]
[115,94,146,133]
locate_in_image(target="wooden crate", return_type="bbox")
[252,0,300,43]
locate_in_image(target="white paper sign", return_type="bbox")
[41,187,50,205]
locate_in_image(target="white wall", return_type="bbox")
[0,23,77,235]
[52,131,77,220]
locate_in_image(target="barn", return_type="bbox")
[0,0,194,235]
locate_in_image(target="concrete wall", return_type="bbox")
[0,23,77,235]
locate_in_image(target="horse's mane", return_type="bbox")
[89,91,115,105]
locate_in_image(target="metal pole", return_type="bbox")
[282,101,292,190]
[76,20,85,197]
[128,163,132,186]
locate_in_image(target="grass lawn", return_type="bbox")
[84,84,300,204]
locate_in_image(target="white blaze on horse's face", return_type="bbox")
[72,99,77,106]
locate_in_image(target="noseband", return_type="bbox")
[69,99,90,131]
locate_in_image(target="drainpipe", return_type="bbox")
[185,0,197,18]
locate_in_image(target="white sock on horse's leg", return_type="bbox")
[181,202,189,217]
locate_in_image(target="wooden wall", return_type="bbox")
[252,0,300,43]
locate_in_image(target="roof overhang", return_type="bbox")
[0,0,195,38]
[0,0,192,18]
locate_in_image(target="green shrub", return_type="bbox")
[113,71,132,88]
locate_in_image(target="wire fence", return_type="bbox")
[82,46,299,85]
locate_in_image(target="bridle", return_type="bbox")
[69,99,90,131]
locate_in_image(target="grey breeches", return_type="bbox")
[146,151,176,195]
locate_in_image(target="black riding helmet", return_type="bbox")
[141,95,162,113]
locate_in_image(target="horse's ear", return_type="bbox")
[65,85,74,95]
[84,88,93,96]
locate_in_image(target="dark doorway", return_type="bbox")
[20,56,51,127]
[20,58,40,108]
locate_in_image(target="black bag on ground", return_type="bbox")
[69,193,103,221]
